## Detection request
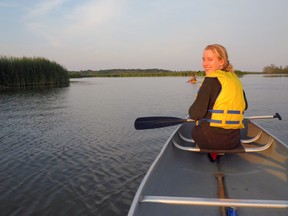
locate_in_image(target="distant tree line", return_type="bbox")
[69,69,191,78]
[263,64,288,74]
[0,56,69,89]
[69,69,246,78]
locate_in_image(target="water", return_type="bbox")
[0,75,287,216]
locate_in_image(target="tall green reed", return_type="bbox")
[0,56,69,88]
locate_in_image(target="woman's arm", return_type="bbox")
[188,78,221,120]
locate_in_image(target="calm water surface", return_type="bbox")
[0,75,287,216]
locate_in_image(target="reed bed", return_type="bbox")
[0,56,69,88]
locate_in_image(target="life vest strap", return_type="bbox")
[208,109,243,114]
[206,119,240,125]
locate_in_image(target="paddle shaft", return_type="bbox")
[245,113,282,120]
[134,113,282,130]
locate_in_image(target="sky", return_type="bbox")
[1,0,288,72]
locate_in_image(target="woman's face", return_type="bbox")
[202,49,224,75]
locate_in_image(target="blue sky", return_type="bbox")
[1,0,288,71]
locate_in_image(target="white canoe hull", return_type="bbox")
[128,120,288,216]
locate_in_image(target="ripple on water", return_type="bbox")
[1,77,287,216]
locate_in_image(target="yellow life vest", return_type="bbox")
[204,70,245,129]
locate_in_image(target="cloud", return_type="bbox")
[0,3,10,7]
[0,2,19,7]
[23,0,66,19]
[65,1,118,30]
[21,0,128,46]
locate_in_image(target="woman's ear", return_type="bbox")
[219,59,225,68]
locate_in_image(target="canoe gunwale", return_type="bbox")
[127,123,183,216]
[250,119,287,147]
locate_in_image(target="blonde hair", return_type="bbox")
[204,44,233,72]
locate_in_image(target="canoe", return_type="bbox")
[187,79,197,84]
[128,118,288,216]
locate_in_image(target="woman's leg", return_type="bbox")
[192,124,241,150]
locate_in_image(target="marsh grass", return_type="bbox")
[0,56,69,89]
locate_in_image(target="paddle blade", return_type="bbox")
[134,116,187,130]
[274,113,282,120]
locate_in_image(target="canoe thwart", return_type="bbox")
[172,140,245,153]
[140,196,288,209]
[244,138,273,152]
[241,130,262,143]
[178,130,262,144]
[178,132,195,143]
[172,137,273,153]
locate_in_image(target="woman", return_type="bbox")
[188,44,248,152]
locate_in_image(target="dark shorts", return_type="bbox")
[192,122,241,150]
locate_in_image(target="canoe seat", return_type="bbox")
[172,131,273,153]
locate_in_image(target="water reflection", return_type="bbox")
[0,75,287,216]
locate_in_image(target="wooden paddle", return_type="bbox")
[134,113,282,130]
[215,173,227,216]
